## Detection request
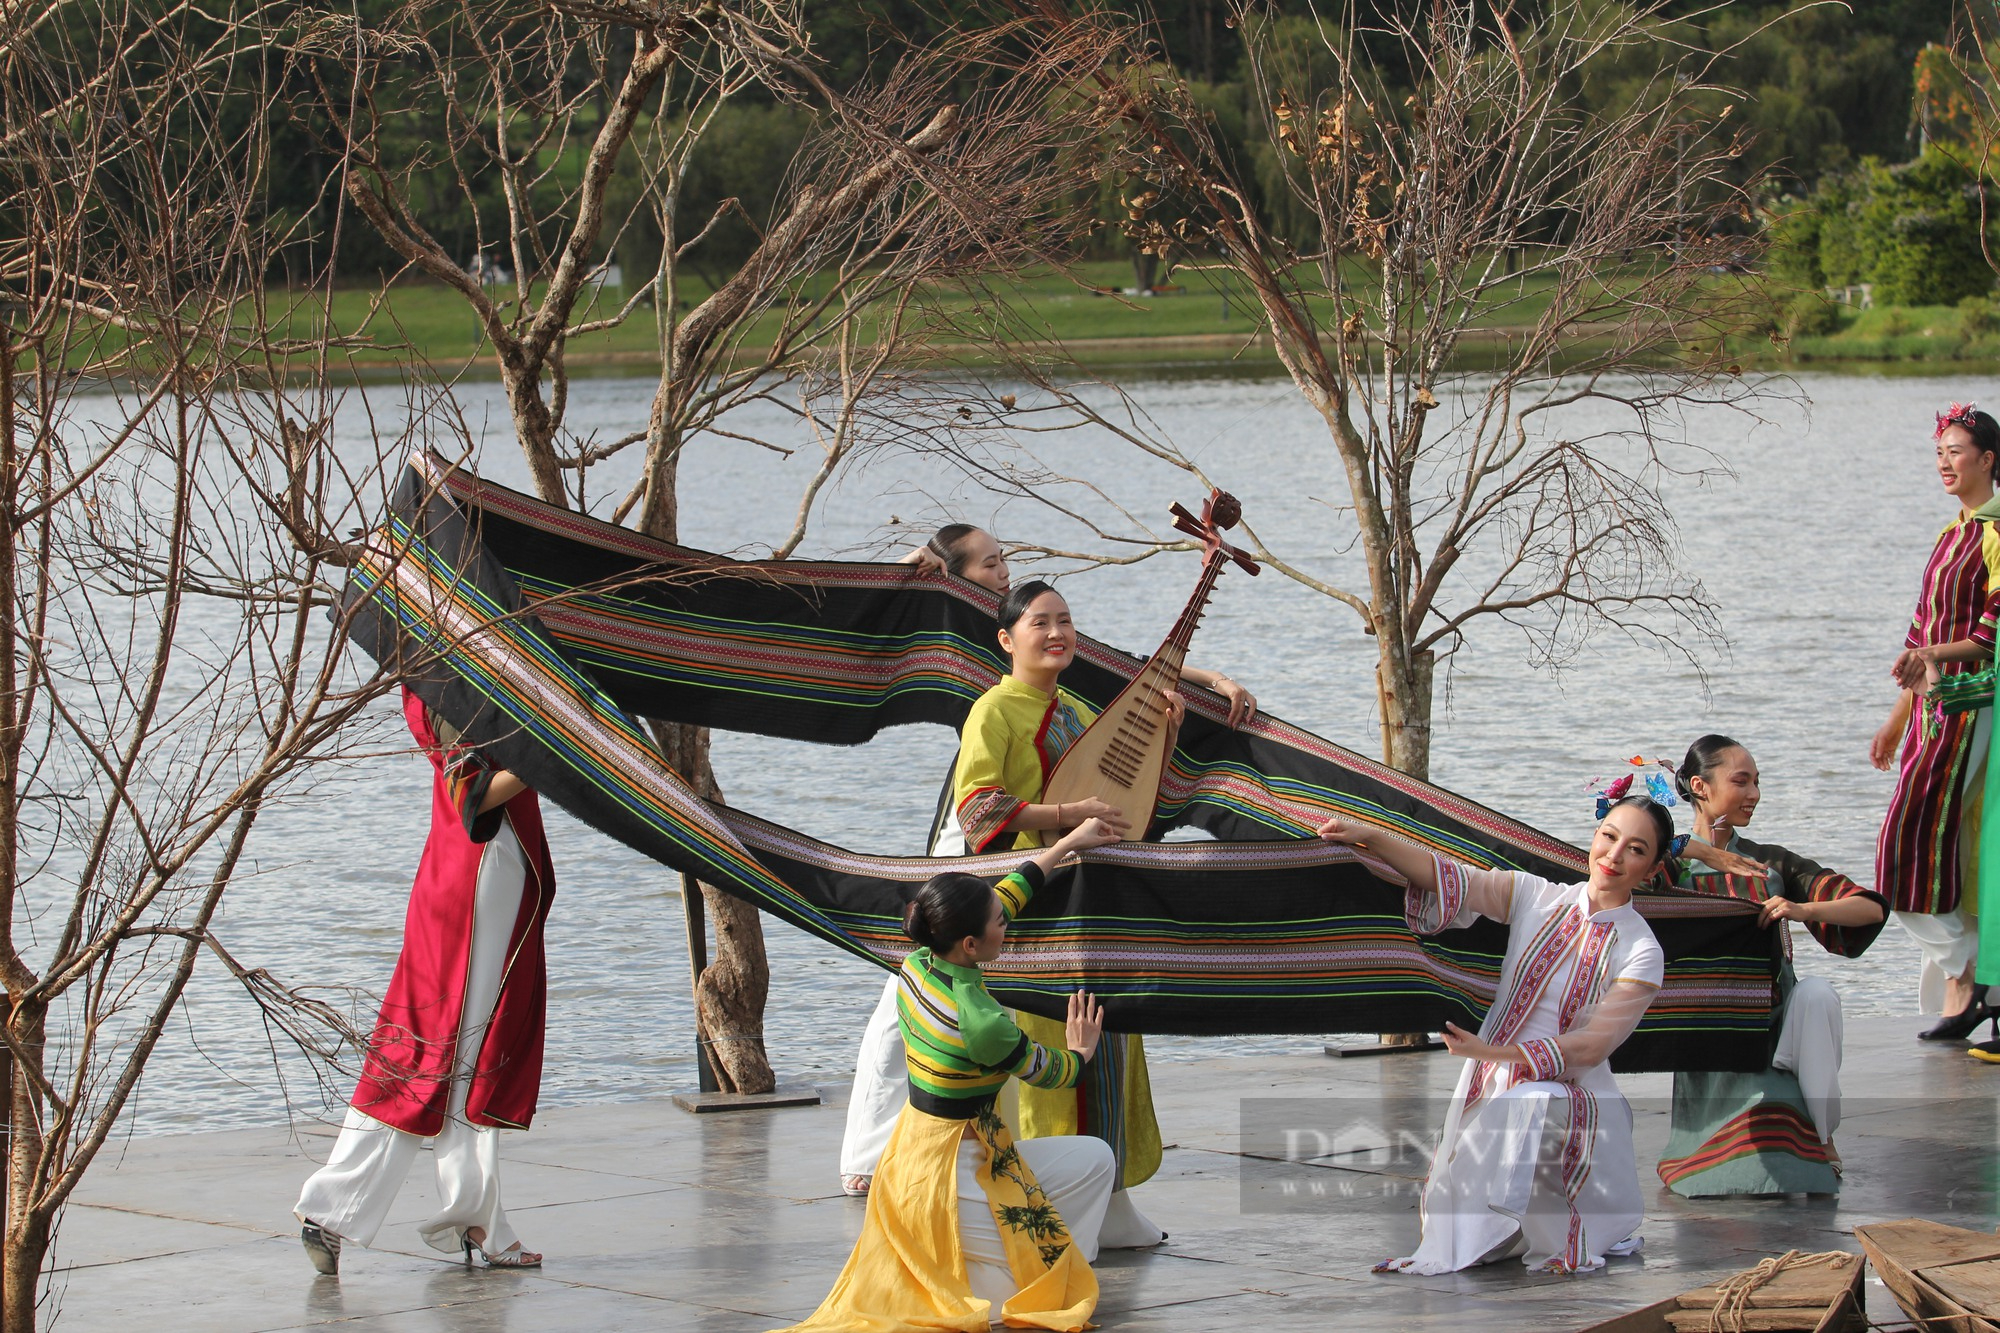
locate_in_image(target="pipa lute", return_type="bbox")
[1041,490,1259,844]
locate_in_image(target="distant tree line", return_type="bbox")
[236,0,1958,286]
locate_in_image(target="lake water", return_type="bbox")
[121,365,2000,1136]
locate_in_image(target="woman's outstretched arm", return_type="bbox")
[1316,817,1437,892]
[1317,816,1517,926]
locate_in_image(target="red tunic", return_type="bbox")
[349,688,557,1135]
[1876,516,2000,915]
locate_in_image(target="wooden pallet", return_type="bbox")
[1584,1251,1865,1333]
[1856,1219,2000,1333]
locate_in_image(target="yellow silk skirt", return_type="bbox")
[778,1101,1098,1332]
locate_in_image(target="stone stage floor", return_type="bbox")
[38,1016,2000,1331]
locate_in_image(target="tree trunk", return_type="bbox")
[2,1002,45,1333]
[1376,646,1434,1045]
[654,718,774,1093]
[0,1035,12,1333]
[499,355,564,506]
[1131,249,1159,293]
[638,440,775,1095]
[2,1207,46,1333]
[1375,648,1435,784]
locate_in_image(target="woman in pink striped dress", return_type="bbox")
[1873,404,2000,1039]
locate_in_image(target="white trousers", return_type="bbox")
[841,974,1163,1246]
[957,1135,1115,1318]
[1772,977,1843,1142]
[1391,1081,1641,1276]
[840,974,908,1178]
[295,823,527,1255]
[1897,905,1981,1013]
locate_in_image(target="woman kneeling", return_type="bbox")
[1318,796,1669,1275]
[785,819,1122,1331]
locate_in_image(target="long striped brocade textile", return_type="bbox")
[340,451,1776,1069]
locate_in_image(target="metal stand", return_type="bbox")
[1327,1037,1445,1058]
[682,872,722,1094]
[673,872,822,1113]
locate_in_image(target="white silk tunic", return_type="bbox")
[1382,859,1664,1275]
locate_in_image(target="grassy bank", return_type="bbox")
[253,259,1586,374]
[1778,299,2000,364]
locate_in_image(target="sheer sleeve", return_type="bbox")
[1536,979,1660,1076]
[1408,856,1516,933]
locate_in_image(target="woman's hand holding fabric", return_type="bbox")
[1048,817,1121,862]
[1680,838,1769,878]
[1065,990,1104,1062]
[1759,896,1805,926]
[1214,677,1257,728]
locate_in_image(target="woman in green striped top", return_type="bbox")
[784,819,1120,1332]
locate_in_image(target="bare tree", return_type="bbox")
[297,0,1128,1091]
[0,3,403,1326]
[989,0,1770,782]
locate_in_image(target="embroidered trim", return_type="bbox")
[1557,1085,1601,1270]
[957,787,1025,853]
[1409,854,1466,935]
[1519,1037,1566,1081]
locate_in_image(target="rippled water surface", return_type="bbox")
[130,367,2000,1135]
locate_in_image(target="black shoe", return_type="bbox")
[1970,1038,2000,1063]
[1919,1003,1995,1041]
[300,1220,341,1275]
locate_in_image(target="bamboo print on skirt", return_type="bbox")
[781,1103,1105,1332]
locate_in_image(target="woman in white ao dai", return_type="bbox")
[1319,796,1669,1275]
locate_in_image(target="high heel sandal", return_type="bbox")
[1918,1001,1996,1041]
[461,1231,543,1269]
[299,1220,341,1276]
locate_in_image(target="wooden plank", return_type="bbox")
[1677,1257,1861,1308]
[1811,1285,1862,1333]
[1859,1220,2000,1332]
[1577,1295,1675,1333]
[1922,1258,2000,1325]
[1665,1309,1836,1332]
[1856,1220,2000,1272]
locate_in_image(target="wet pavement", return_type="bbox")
[42,1016,1999,1331]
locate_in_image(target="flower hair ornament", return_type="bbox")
[1586,756,1688,857]
[1936,401,1980,440]
[1586,755,1678,819]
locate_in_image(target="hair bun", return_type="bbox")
[901,899,929,948]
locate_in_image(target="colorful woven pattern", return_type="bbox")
[339,453,1776,1067]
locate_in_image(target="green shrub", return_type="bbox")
[1961,293,2000,335]
[1765,202,1825,289]
[1782,291,1841,337]
[1859,149,1994,306]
